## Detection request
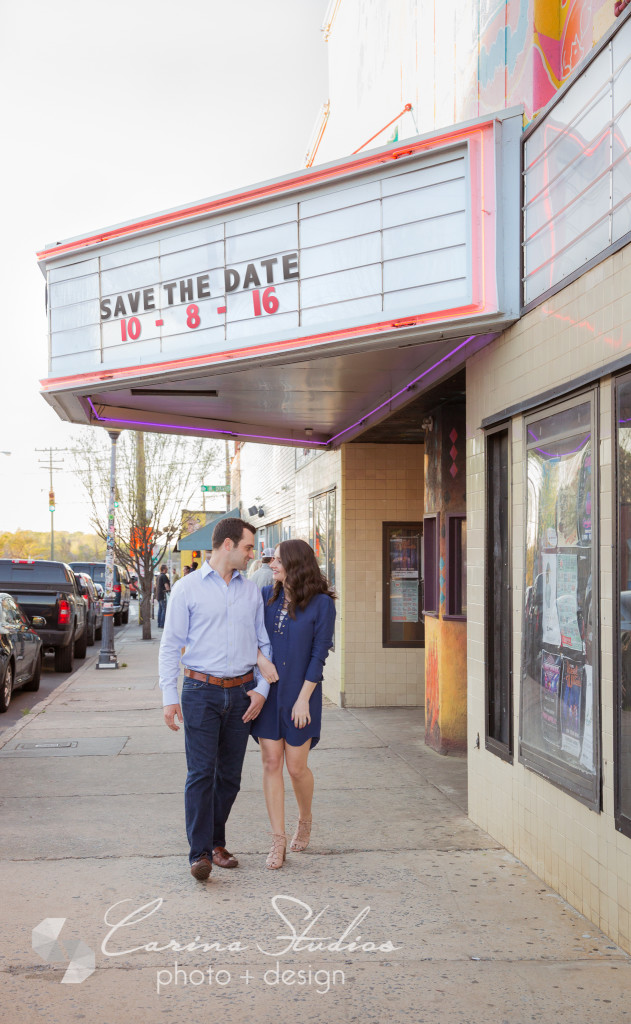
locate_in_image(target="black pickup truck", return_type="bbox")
[0,560,88,673]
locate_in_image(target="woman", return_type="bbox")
[252,539,336,869]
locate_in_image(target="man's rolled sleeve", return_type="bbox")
[158,584,189,706]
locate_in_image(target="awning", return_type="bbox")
[177,508,241,551]
[37,109,522,448]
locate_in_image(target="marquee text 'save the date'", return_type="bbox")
[99,253,300,341]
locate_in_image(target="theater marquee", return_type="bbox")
[38,110,521,446]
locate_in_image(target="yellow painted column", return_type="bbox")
[424,401,467,754]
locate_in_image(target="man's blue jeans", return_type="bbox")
[157,598,167,628]
[181,676,253,864]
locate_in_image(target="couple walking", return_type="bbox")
[159,518,336,879]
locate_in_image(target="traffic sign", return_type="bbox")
[201,485,230,492]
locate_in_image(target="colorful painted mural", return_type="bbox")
[477,0,611,124]
[533,0,611,113]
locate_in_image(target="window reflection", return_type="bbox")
[520,397,599,806]
[616,376,631,828]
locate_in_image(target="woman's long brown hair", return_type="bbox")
[267,539,335,617]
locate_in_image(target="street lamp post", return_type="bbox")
[97,429,121,670]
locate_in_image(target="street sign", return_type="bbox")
[201,485,230,492]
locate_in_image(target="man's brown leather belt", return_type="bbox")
[184,669,254,688]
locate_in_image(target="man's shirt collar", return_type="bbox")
[202,561,243,583]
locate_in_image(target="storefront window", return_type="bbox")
[383,523,424,647]
[615,375,631,835]
[255,520,289,557]
[309,489,336,587]
[520,393,600,808]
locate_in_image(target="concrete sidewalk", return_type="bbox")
[1,615,630,1024]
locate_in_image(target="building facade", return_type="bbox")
[37,0,631,955]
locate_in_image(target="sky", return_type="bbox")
[0,0,329,535]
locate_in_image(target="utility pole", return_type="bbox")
[36,448,67,559]
[97,429,121,669]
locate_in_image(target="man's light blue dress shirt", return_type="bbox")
[158,561,273,707]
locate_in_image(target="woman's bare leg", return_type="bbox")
[259,738,286,834]
[285,738,313,820]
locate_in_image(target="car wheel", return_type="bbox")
[121,608,129,625]
[22,652,42,692]
[95,623,102,641]
[87,623,95,647]
[54,643,74,674]
[114,612,122,627]
[0,662,13,712]
[74,628,87,660]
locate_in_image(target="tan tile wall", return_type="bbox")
[342,443,425,708]
[466,247,631,951]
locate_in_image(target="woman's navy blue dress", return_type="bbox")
[251,586,336,748]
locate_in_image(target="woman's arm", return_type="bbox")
[257,648,279,683]
[303,596,336,683]
[292,597,336,728]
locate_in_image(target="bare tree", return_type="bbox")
[71,429,222,638]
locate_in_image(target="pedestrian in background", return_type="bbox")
[156,564,170,628]
[249,547,274,590]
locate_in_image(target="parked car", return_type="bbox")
[0,559,87,673]
[129,574,138,599]
[69,562,131,625]
[74,571,103,645]
[0,593,44,712]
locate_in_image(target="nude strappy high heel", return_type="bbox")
[266,832,287,869]
[290,817,312,852]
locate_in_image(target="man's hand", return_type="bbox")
[243,690,265,723]
[164,703,183,731]
[257,650,279,683]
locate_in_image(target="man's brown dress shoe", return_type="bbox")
[190,856,212,880]
[212,846,238,869]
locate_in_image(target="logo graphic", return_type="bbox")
[32,918,95,983]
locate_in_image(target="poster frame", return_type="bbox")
[518,387,601,811]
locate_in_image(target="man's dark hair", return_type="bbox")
[212,517,254,550]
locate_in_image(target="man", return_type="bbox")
[159,518,277,881]
[249,547,274,590]
[156,565,170,628]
